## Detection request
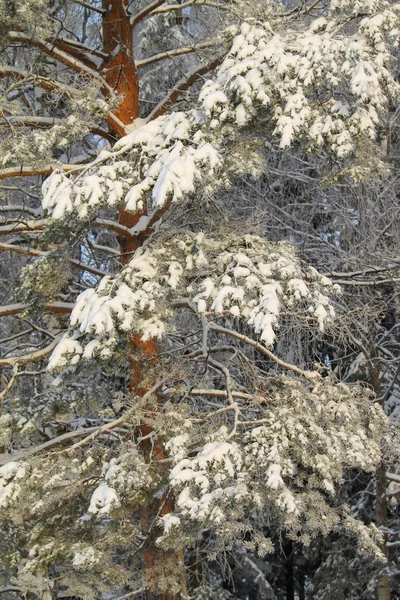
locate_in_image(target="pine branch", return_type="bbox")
[0,378,169,465]
[0,116,64,127]
[149,55,224,119]
[0,217,134,239]
[0,66,80,98]
[209,323,320,379]
[0,115,113,142]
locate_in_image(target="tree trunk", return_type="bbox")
[285,541,294,600]
[101,3,186,597]
[370,365,390,600]
[376,461,390,600]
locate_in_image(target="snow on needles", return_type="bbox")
[41,0,400,219]
[48,233,337,370]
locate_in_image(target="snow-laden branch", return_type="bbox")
[0,377,168,466]
[43,7,400,220]
[48,233,337,369]
[0,334,63,369]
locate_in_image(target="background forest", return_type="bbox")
[0,0,400,599]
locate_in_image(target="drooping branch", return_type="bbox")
[0,116,65,127]
[0,377,169,466]
[0,426,102,466]
[0,115,114,142]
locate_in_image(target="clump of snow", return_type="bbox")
[88,482,120,517]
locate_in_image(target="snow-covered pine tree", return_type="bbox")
[0,0,399,598]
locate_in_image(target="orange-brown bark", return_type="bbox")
[101,3,185,597]
[102,0,139,127]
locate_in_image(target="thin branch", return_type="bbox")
[64,377,169,453]
[153,0,229,13]
[0,116,65,127]
[149,55,224,120]
[0,378,172,466]
[0,66,81,98]
[0,426,102,466]
[0,204,40,217]
[0,116,112,141]
[136,41,220,68]
[70,0,107,13]
[8,31,110,88]
[0,217,134,239]
[189,388,253,401]
[327,263,400,279]
[0,586,23,595]
[209,323,320,379]
[332,278,400,287]
[116,589,146,600]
